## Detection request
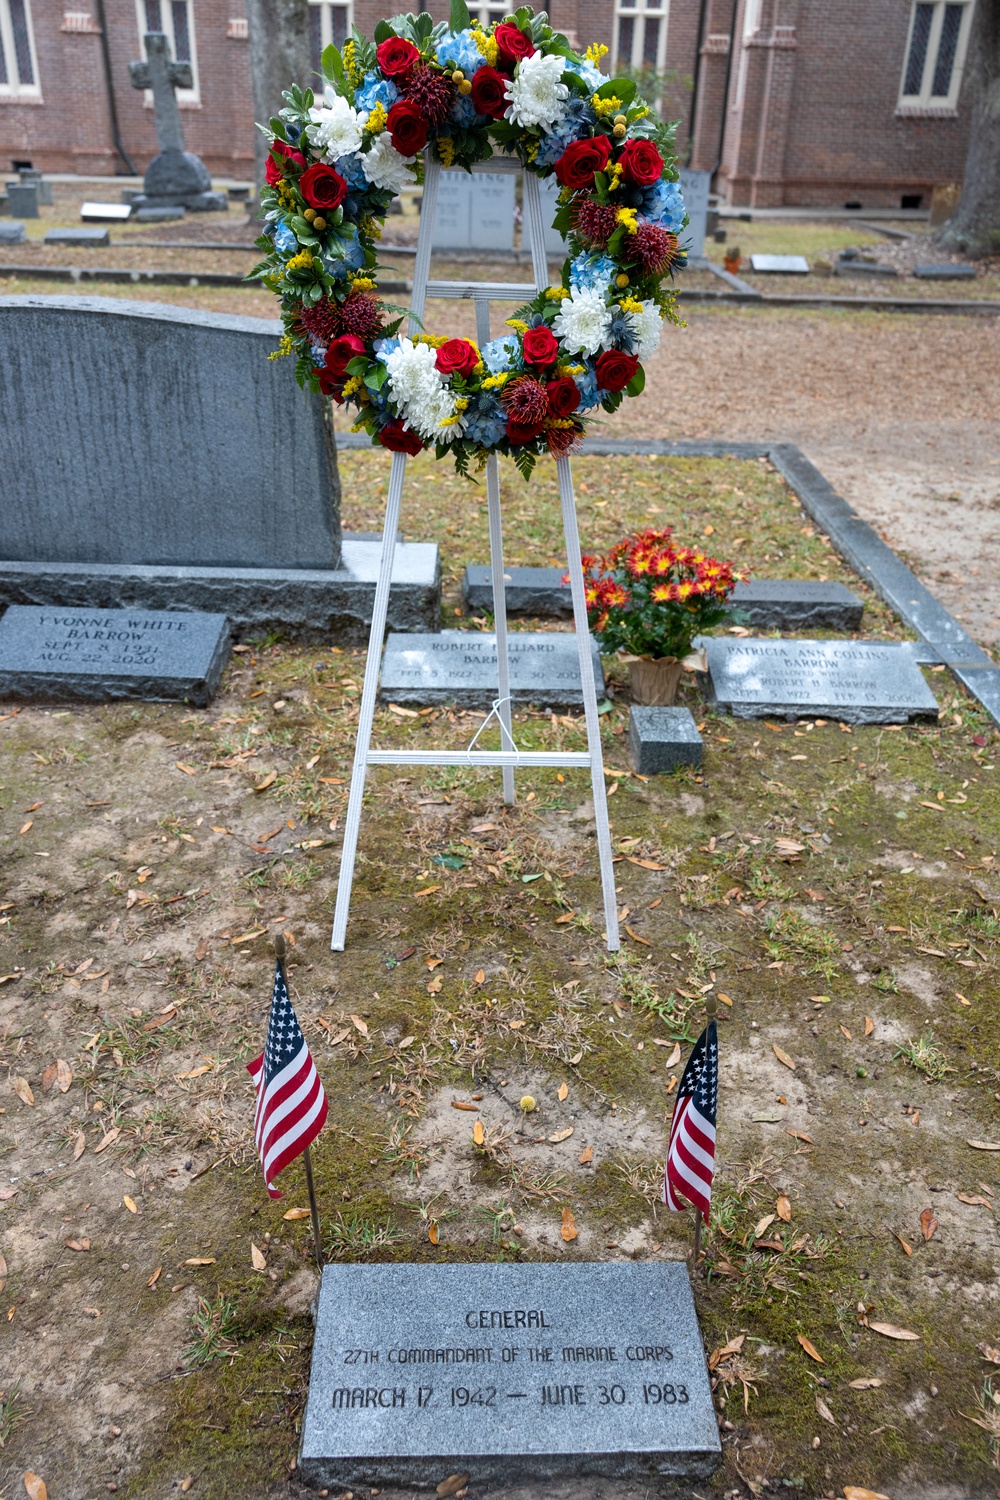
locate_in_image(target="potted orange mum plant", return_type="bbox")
[583,528,740,705]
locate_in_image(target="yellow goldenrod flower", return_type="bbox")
[350,418,367,432]
[367,101,388,135]
[482,372,510,390]
[267,333,295,361]
[342,376,364,396]
[591,93,622,118]
[350,276,376,292]
[585,42,608,64]
[632,105,650,120]
[505,318,529,334]
[619,293,643,312]
[525,140,538,161]
[454,396,470,412]
[545,285,569,300]
[437,137,456,168]
[439,413,461,428]
[285,250,314,272]
[360,215,382,241]
[615,208,639,234]
[474,28,499,65]
[342,39,364,88]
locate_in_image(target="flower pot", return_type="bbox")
[629,656,685,706]
[723,255,741,274]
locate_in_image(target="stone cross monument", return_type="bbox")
[128,33,226,212]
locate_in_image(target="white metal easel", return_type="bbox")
[330,152,620,953]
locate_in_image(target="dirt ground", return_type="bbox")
[1,449,999,1500]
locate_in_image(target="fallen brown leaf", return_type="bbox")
[250,1242,267,1271]
[977,1342,1000,1364]
[848,1377,884,1389]
[283,1208,311,1221]
[869,1321,920,1341]
[473,968,485,984]
[253,770,277,792]
[175,761,198,776]
[773,1045,796,1070]
[843,1490,891,1500]
[816,1395,836,1425]
[578,1146,593,1165]
[426,975,442,994]
[23,1474,47,1500]
[957,1192,993,1209]
[123,1195,138,1214]
[436,1475,469,1499]
[753,1212,776,1238]
[350,1015,369,1038]
[451,1100,477,1112]
[557,1081,569,1102]
[864,1016,875,1036]
[428,1221,439,1245]
[472,1120,485,1146]
[624,924,651,946]
[796,1334,824,1363]
[11,1076,33,1107]
[414,885,441,897]
[183,1257,217,1266]
[63,1238,90,1252]
[776,1195,792,1223]
[147,1266,162,1288]
[71,1131,86,1161]
[55,1059,73,1093]
[554,911,576,924]
[920,1208,938,1241]
[625,856,666,870]
[894,1233,913,1256]
[708,1334,746,1370]
[787,1129,813,1143]
[549,1127,574,1143]
[560,1207,578,1242]
[967,1140,1000,1151]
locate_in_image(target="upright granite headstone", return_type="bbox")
[677,168,709,259]
[432,170,515,252]
[0,605,230,706]
[0,296,439,640]
[702,637,939,723]
[380,630,605,710]
[128,33,226,213]
[299,1262,720,1488]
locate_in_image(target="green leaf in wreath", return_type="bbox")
[595,77,636,107]
[625,365,645,397]
[373,18,394,43]
[449,0,471,31]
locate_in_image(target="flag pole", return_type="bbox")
[692,990,718,1271]
[273,931,325,1270]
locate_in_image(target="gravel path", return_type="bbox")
[625,305,1000,648]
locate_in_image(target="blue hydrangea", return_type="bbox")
[573,360,607,411]
[435,28,485,76]
[563,56,604,90]
[323,225,365,279]
[640,179,686,233]
[533,97,595,167]
[449,92,483,128]
[569,252,616,293]
[273,218,298,258]
[463,392,507,447]
[481,334,523,373]
[354,72,399,112]
[374,336,401,360]
[337,152,369,191]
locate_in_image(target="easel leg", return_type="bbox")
[556,456,620,952]
[331,449,407,951]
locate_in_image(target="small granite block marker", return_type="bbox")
[727,579,863,631]
[913,262,976,279]
[380,631,605,710]
[299,1262,720,1488]
[0,222,26,244]
[0,605,230,706]
[630,707,703,775]
[5,183,38,218]
[702,637,939,723]
[462,565,572,618]
[44,227,111,247]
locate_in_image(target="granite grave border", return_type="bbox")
[336,432,1000,726]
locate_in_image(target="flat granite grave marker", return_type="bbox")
[701,637,939,723]
[913,262,976,279]
[299,1262,720,1488]
[749,253,809,274]
[380,631,605,709]
[0,605,230,706]
[81,202,132,222]
[43,226,111,247]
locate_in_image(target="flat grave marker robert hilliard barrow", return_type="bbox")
[298,1262,720,1488]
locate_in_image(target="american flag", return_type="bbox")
[247,961,327,1199]
[663,1019,718,1224]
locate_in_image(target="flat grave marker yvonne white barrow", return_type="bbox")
[700,637,940,724]
[0,605,230,706]
[298,1262,720,1488]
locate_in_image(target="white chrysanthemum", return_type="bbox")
[551,286,613,357]
[384,339,457,441]
[504,52,569,129]
[361,131,417,193]
[626,299,665,361]
[306,89,364,162]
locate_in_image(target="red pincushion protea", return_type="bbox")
[631,221,679,277]
[573,199,619,249]
[403,64,456,125]
[338,291,383,340]
[545,420,583,456]
[502,375,549,426]
[298,296,341,343]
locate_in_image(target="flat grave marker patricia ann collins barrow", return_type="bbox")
[299,1262,720,1488]
[701,636,939,724]
[0,605,230,706]
[379,630,606,710]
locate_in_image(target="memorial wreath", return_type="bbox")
[252,2,687,477]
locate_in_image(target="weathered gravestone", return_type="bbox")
[299,1262,720,1488]
[128,33,226,213]
[677,168,709,259]
[0,605,229,706]
[431,169,515,252]
[701,637,939,723]
[380,630,604,709]
[44,227,111,247]
[913,262,976,280]
[629,706,703,775]
[0,296,439,640]
[5,182,37,218]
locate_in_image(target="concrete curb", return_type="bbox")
[334,431,1000,726]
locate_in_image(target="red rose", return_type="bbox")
[546,377,581,418]
[553,135,611,190]
[376,36,420,80]
[617,138,664,186]
[522,325,559,370]
[469,65,510,119]
[317,367,344,399]
[435,338,479,380]
[325,333,366,379]
[506,418,545,446]
[386,99,429,156]
[595,349,640,391]
[493,21,535,69]
[378,419,424,455]
[265,138,305,186]
[299,162,348,212]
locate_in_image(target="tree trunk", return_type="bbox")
[937,0,1000,258]
[245,0,312,193]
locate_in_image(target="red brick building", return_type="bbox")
[0,0,975,207]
